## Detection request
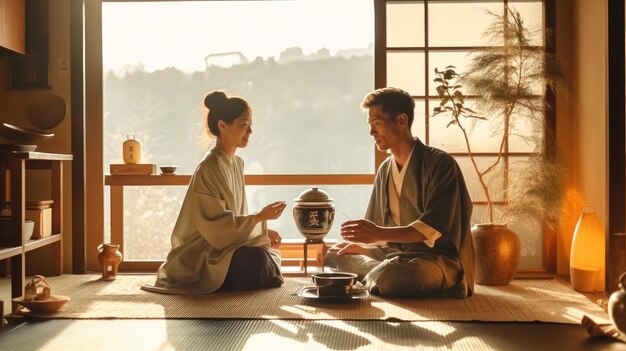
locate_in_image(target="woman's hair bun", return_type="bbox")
[204,91,228,109]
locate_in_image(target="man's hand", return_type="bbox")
[340,219,384,244]
[268,229,282,248]
[333,242,371,256]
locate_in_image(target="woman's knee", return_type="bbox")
[232,246,268,266]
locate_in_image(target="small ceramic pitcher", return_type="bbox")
[97,243,123,280]
[608,272,626,334]
[24,275,51,301]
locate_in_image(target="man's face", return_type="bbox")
[367,105,405,151]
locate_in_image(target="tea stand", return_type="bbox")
[293,188,335,275]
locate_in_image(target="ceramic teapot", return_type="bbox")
[609,272,626,334]
[97,243,123,280]
[293,187,335,241]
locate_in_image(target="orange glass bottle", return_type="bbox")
[122,133,141,164]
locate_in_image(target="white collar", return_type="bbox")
[390,147,414,196]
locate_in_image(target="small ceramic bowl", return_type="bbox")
[312,272,358,297]
[0,123,54,145]
[159,165,178,175]
[12,295,70,314]
[0,218,35,245]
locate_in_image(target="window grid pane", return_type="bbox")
[385,0,546,270]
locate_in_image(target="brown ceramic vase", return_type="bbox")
[472,223,520,285]
[97,243,123,280]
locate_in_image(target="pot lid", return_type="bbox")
[294,187,334,203]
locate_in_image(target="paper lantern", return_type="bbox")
[570,207,605,292]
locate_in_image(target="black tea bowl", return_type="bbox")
[312,272,358,297]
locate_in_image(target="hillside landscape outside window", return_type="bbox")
[102,0,375,260]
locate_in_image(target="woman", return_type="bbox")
[142,91,287,294]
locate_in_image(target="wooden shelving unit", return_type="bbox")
[0,151,71,311]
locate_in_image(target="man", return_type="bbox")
[325,87,474,298]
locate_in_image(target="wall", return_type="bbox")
[555,0,608,276]
[0,0,72,273]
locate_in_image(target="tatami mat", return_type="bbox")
[14,274,610,324]
[1,319,620,351]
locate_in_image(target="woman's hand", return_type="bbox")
[340,219,384,244]
[268,229,282,248]
[255,201,287,222]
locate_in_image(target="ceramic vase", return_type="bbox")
[97,243,123,280]
[609,272,626,334]
[472,223,520,285]
[570,207,605,292]
[293,187,335,241]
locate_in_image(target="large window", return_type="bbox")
[102,0,375,259]
[95,0,550,271]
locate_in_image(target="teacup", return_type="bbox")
[312,272,357,297]
[159,165,178,175]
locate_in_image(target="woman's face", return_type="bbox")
[220,113,253,149]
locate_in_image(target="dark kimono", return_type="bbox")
[364,139,474,296]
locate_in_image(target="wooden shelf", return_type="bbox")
[0,151,71,312]
[0,246,22,261]
[105,174,191,186]
[24,234,61,252]
[0,151,73,161]
[0,234,63,260]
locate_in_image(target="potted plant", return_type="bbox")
[432,6,567,285]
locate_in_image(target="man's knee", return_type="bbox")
[365,259,445,298]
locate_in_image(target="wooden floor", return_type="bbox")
[1,276,625,350]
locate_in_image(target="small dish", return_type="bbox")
[0,123,54,145]
[12,295,70,314]
[298,286,369,301]
[159,165,178,175]
[0,143,37,152]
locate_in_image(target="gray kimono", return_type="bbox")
[326,139,473,297]
[365,139,474,297]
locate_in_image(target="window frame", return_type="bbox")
[377,0,555,273]
[82,0,556,274]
